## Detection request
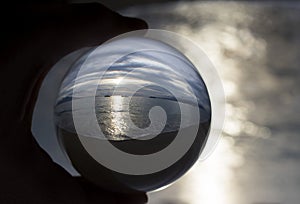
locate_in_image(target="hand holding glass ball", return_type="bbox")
[3,2,220,203]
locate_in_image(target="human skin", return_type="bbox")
[0,2,148,203]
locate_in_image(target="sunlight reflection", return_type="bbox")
[178,137,244,204]
[109,96,126,139]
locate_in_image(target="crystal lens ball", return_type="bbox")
[54,37,211,193]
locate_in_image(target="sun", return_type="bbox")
[111,77,123,85]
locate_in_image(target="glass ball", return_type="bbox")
[54,36,211,193]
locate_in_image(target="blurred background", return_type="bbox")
[116,1,300,203]
[34,0,300,203]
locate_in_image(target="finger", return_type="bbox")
[0,123,90,204]
[75,177,148,204]
[115,193,148,204]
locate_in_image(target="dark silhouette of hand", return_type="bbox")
[0,2,148,203]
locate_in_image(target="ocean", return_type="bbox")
[55,95,210,140]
